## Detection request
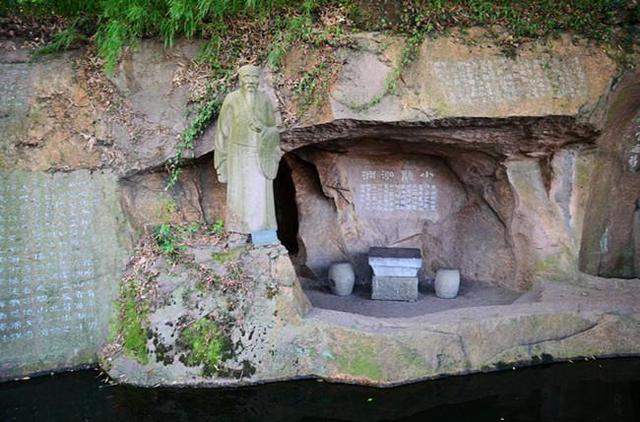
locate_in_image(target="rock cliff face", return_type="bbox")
[1,30,638,385]
[580,69,640,278]
[0,41,220,380]
[279,32,613,290]
[281,31,614,127]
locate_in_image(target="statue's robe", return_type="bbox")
[214,90,281,233]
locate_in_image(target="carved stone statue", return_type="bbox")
[214,65,283,236]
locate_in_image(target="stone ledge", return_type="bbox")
[104,264,640,388]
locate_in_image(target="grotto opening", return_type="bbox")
[278,118,597,315]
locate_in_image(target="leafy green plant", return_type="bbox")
[10,0,636,70]
[268,11,315,70]
[293,60,329,114]
[152,222,208,256]
[153,223,183,256]
[210,219,225,236]
[186,221,201,234]
[166,95,223,188]
[212,246,246,264]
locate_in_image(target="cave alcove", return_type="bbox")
[274,118,598,317]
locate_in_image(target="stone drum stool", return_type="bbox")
[328,262,355,296]
[368,247,422,302]
[435,269,460,299]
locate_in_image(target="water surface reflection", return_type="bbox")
[1,358,639,421]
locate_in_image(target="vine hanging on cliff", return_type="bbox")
[345,28,425,112]
[166,94,223,189]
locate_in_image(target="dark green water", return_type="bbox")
[1,358,639,422]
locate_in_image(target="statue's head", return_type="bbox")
[239,65,260,94]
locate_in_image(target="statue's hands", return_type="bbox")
[249,120,263,133]
[216,170,227,184]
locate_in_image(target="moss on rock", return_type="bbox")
[335,341,383,380]
[212,245,246,264]
[178,317,232,377]
[117,281,149,365]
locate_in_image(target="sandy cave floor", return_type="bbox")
[302,279,524,318]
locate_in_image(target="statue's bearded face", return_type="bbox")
[240,72,259,93]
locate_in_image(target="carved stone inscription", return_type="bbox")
[0,170,128,379]
[433,57,587,105]
[355,167,438,219]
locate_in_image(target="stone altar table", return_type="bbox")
[368,247,422,302]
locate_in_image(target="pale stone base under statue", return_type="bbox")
[251,230,279,246]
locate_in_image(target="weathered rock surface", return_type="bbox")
[103,244,311,386]
[505,147,595,285]
[580,68,640,278]
[104,245,640,388]
[119,155,226,232]
[108,40,203,174]
[279,31,616,139]
[0,31,618,173]
[0,41,204,176]
[0,48,110,172]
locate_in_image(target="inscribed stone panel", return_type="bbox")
[350,161,441,221]
[0,170,130,379]
[432,56,587,106]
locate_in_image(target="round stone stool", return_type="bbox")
[328,262,355,296]
[435,269,460,299]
